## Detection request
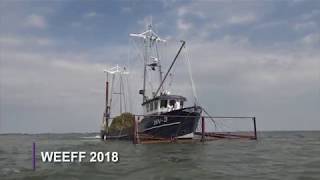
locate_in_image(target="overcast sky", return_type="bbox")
[0,0,319,133]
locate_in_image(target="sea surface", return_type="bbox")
[0,131,319,180]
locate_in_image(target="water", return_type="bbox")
[0,132,319,180]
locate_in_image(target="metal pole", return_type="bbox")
[201,116,205,142]
[133,117,136,144]
[32,142,36,171]
[105,72,109,114]
[142,40,148,102]
[133,116,139,144]
[137,117,140,144]
[119,74,122,114]
[105,74,109,135]
[253,117,257,140]
[106,82,109,112]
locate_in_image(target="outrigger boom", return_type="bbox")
[154,40,186,98]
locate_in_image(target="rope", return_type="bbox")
[201,107,217,131]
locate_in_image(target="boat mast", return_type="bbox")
[105,73,109,117]
[102,70,110,133]
[130,24,166,102]
[143,31,148,102]
[119,73,122,114]
[104,65,129,116]
[155,42,163,93]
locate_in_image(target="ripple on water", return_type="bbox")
[1,132,320,180]
[1,167,20,176]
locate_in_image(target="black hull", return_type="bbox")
[101,127,133,140]
[139,106,202,138]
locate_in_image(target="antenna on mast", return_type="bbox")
[130,24,166,102]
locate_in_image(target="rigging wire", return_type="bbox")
[120,74,127,112]
[129,38,145,113]
[147,72,154,95]
[162,40,169,91]
[125,75,132,112]
[155,41,163,91]
[131,38,145,65]
[201,107,217,131]
[109,73,116,114]
[183,45,198,105]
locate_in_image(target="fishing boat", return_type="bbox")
[131,24,202,139]
[101,24,202,140]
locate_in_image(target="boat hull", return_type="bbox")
[139,106,202,138]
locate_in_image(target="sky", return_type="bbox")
[0,0,319,133]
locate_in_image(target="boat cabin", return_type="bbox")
[142,95,187,115]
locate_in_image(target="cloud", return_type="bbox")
[0,37,108,133]
[177,6,188,17]
[121,7,132,13]
[84,12,97,18]
[228,14,257,24]
[177,5,205,18]
[294,21,317,31]
[1,0,320,132]
[25,14,47,29]
[0,36,21,46]
[301,33,320,45]
[0,33,138,133]
[254,20,287,29]
[0,35,54,47]
[177,19,193,31]
[184,38,319,129]
[300,9,320,20]
[70,22,82,28]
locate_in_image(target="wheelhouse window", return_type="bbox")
[150,102,154,111]
[160,100,167,108]
[180,101,184,108]
[154,101,158,111]
[146,103,150,112]
[169,100,176,106]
